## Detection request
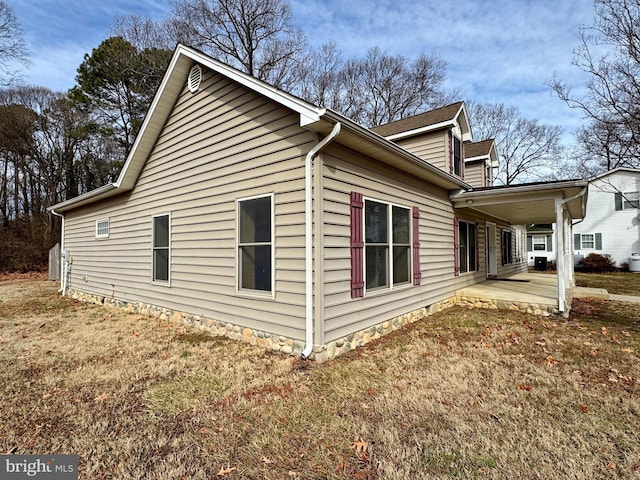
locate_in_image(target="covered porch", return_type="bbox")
[450,180,589,315]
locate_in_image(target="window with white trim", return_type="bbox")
[238,194,273,293]
[457,220,477,273]
[502,229,513,265]
[95,219,109,238]
[532,235,547,251]
[453,135,462,177]
[364,199,411,291]
[574,232,602,250]
[152,214,170,283]
[615,191,639,210]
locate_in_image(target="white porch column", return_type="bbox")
[555,198,566,312]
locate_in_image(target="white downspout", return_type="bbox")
[301,122,341,359]
[50,209,66,294]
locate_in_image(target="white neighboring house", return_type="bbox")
[526,224,555,268]
[573,168,640,268]
[526,168,640,270]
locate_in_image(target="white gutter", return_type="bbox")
[49,209,66,294]
[301,122,341,359]
[555,186,588,312]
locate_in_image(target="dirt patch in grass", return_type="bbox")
[1,280,639,479]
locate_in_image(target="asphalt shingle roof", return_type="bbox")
[371,102,464,137]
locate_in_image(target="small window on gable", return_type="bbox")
[453,135,462,177]
[96,219,109,239]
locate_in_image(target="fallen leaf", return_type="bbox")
[351,436,368,460]
[544,355,558,366]
[621,347,633,353]
[93,392,110,402]
[579,403,589,413]
[217,466,236,476]
[197,427,209,435]
[601,326,608,335]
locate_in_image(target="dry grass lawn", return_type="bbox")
[1,274,639,479]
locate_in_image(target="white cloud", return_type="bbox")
[10,0,598,139]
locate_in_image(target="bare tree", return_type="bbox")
[468,102,564,185]
[0,1,29,86]
[549,0,640,174]
[111,13,176,51]
[169,0,307,90]
[295,46,453,127]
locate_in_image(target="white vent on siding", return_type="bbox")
[188,64,202,93]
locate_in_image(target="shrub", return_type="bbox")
[577,253,617,273]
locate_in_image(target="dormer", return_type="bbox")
[464,139,498,188]
[371,102,473,179]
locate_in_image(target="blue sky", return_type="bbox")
[9,0,595,141]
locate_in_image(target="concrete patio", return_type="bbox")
[454,272,609,316]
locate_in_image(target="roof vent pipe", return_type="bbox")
[301,122,341,359]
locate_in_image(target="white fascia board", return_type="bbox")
[464,155,488,163]
[48,184,118,212]
[180,46,323,127]
[385,119,455,140]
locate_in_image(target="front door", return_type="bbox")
[486,222,497,277]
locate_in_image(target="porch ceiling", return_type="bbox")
[449,180,589,224]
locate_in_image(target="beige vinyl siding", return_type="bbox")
[393,132,448,171]
[464,161,484,188]
[320,143,484,343]
[318,142,526,343]
[63,68,316,341]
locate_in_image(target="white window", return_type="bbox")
[152,214,170,283]
[574,232,602,250]
[615,191,639,210]
[581,234,595,249]
[533,235,547,251]
[95,219,109,239]
[238,194,273,294]
[364,199,411,291]
[453,135,462,177]
[457,220,477,274]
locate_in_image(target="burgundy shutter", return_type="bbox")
[454,217,460,276]
[460,140,465,179]
[475,222,480,271]
[412,207,421,286]
[350,192,364,298]
[448,130,454,174]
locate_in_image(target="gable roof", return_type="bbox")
[370,102,472,141]
[590,167,640,181]
[464,139,493,159]
[464,139,499,167]
[49,44,469,213]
